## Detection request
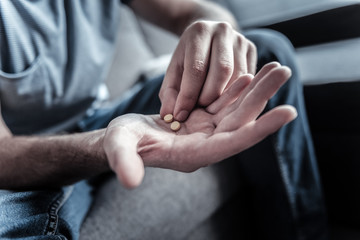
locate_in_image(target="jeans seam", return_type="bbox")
[43,186,74,236]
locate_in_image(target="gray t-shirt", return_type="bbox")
[0,0,121,134]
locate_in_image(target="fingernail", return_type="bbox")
[287,106,298,119]
[176,110,189,122]
[290,106,298,118]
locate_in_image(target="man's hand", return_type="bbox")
[159,20,257,122]
[104,63,297,189]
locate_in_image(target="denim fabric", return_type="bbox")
[0,29,328,239]
[238,29,328,240]
[0,182,92,240]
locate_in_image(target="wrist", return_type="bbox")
[176,1,239,35]
[88,129,108,172]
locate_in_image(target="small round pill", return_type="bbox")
[164,114,174,123]
[170,121,181,131]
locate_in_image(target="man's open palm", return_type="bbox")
[103,62,297,188]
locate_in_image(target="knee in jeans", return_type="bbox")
[246,29,297,71]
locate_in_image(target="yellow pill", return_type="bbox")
[170,121,181,131]
[164,114,174,123]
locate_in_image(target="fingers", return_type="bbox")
[216,62,282,119]
[159,70,181,119]
[173,22,212,121]
[206,74,253,114]
[160,21,257,122]
[215,65,292,131]
[225,34,257,90]
[208,105,297,163]
[244,105,298,149]
[246,41,257,75]
[253,105,298,137]
[104,126,145,189]
[199,29,257,107]
[159,44,184,119]
[236,61,281,104]
[198,22,235,106]
[239,66,292,124]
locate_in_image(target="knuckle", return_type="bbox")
[189,60,207,79]
[248,41,257,54]
[217,60,234,77]
[234,33,246,46]
[216,21,233,33]
[158,87,168,101]
[158,89,164,100]
[159,85,165,99]
[190,21,210,35]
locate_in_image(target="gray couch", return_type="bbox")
[80,1,360,239]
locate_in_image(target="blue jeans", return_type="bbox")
[0,29,328,240]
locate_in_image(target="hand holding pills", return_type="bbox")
[103,62,297,189]
[158,20,257,122]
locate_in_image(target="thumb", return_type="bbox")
[103,127,145,189]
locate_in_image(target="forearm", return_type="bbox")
[129,0,239,36]
[0,129,108,190]
[174,0,239,34]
